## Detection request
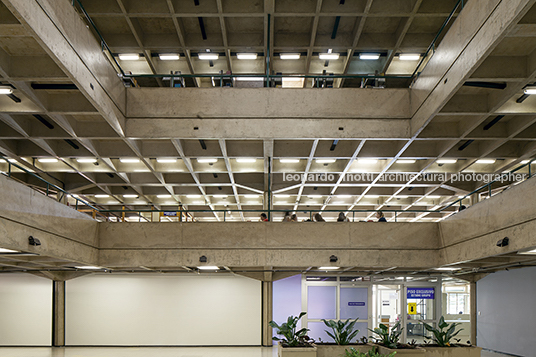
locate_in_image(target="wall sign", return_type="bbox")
[408,303,417,315]
[348,302,366,306]
[407,287,434,299]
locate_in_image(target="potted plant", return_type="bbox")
[269,312,317,357]
[420,316,481,357]
[344,345,396,357]
[316,318,372,357]
[369,321,425,356]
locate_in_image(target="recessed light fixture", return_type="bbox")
[7,159,17,163]
[213,195,228,198]
[521,160,530,164]
[123,194,138,198]
[237,53,257,60]
[197,158,218,163]
[319,53,340,60]
[0,87,13,95]
[337,195,352,198]
[75,266,103,270]
[316,159,336,164]
[76,158,97,163]
[156,158,177,163]
[280,159,300,163]
[187,194,201,198]
[159,53,180,61]
[94,194,109,198]
[428,195,440,199]
[120,158,140,163]
[38,158,58,163]
[519,248,536,255]
[366,195,379,198]
[458,195,466,199]
[235,77,265,81]
[319,266,340,270]
[397,159,416,164]
[0,248,19,253]
[157,194,172,198]
[244,194,260,198]
[275,194,290,198]
[198,53,219,60]
[359,53,380,60]
[437,159,457,164]
[280,53,301,60]
[399,54,420,61]
[236,158,256,163]
[358,158,378,164]
[118,53,140,61]
[198,266,220,270]
[308,195,322,198]
[524,86,536,95]
[435,267,459,271]
[476,159,496,164]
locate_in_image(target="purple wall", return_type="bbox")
[272,274,302,344]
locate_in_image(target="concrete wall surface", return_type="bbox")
[439,177,536,263]
[0,174,98,263]
[476,266,536,356]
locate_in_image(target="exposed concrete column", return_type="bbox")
[262,271,273,347]
[52,280,65,347]
[470,193,480,206]
[470,281,477,345]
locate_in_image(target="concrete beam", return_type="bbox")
[126,88,411,119]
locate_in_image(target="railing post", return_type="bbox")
[46,183,49,197]
[352,211,355,222]
[224,210,226,222]
[395,211,398,223]
[8,162,11,177]
[488,184,491,198]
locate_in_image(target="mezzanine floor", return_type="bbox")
[0,347,515,357]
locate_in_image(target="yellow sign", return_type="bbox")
[408,303,417,315]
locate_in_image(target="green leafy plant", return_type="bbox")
[269,312,314,347]
[368,321,403,349]
[422,316,463,347]
[343,346,396,357]
[321,318,360,345]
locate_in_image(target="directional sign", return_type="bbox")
[408,303,417,315]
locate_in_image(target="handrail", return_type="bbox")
[0,158,100,212]
[122,73,412,80]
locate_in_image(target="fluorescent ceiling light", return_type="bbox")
[282,77,305,88]
[157,194,172,198]
[458,195,466,199]
[75,266,103,270]
[198,266,219,270]
[399,54,421,61]
[437,159,457,164]
[159,53,179,61]
[359,53,380,60]
[76,158,97,163]
[428,195,440,199]
[198,53,219,60]
[187,194,201,198]
[358,158,378,164]
[319,53,340,60]
[280,53,300,60]
[0,248,19,253]
[275,194,290,198]
[521,160,530,164]
[319,266,340,270]
[244,194,259,198]
[38,158,58,163]
[236,158,256,163]
[193,201,206,204]
[237,53,257,60]
[235,77,264,81]
[524,86,536,94]
[519,249,536,255]
[476,159,496,164]
[197,158,218,163]
[280,159,300,163]
[156,158,177,163]
[94,194,109,198]
[337,195,352,198]
[7,159,17,163]
[435,267,459,271]
[118,53,139,61]
[397,159,416,164]
[308,195,322,198]
[0,87,13,95]
[332,201,345,204]
[213,194,228,198]
[397,195,408,199]
[120,158,140,163]
[366,195,379,198]
[123,194,138,198]
[316,159,336,164]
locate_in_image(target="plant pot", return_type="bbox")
[316,343,372,357]
[278,343,317,357]
[422,346,482,357]
[376,344,426,356]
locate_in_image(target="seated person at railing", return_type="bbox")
[260,213,268,222]
[314,213,325,222]
[376,211,387,222]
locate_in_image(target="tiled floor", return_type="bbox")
[0,347,515,357]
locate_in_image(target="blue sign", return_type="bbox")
[407,288,435,299]
[348,302,366,306]
[163,211,177,216]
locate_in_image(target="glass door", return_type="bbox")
[403,281,441,343]
[373,284,401,333]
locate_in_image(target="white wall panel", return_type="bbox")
[66,274,261,346]
[0,274,52,346]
